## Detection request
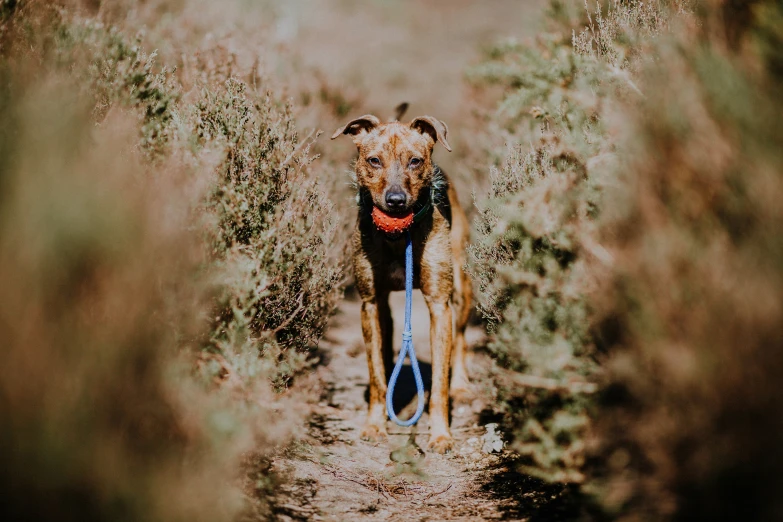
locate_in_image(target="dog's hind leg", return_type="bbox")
[379,295,394,383]
[449,193,473,400]
[450,258,472,401]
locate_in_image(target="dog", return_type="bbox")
[331,104,472,453]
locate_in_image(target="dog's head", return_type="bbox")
[331,113,451,215]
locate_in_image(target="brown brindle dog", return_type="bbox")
[331,107,472,453]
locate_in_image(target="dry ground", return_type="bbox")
[270,292,581,521]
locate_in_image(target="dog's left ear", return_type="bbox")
[331,115,381,140]
[410,116,452,152]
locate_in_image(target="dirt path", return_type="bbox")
[261,3,585,518]
[270,291,579,521]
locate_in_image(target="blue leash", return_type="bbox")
[386,230,426,426]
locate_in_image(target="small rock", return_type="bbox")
[481,423,504,454]
[457,436,482,461]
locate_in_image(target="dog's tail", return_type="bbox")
[389,102,409,122]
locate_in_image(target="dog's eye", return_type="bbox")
[409,157,422,168]
[368,157,382,168]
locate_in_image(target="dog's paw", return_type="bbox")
[427,434,454,454]
[360,424,387,442]
[450,384,473,404]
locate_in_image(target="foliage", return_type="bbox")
[0,71,241,522]
[198,78,343,389]
[592,1,783,519]
[466,0,634,484]
[0,2,344,519]
[470,0,783,519]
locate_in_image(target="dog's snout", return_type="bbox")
[385,189,407,210]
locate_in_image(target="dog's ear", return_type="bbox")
[410,116,452,152]
[389,102,409,122]
[331,115,381,140]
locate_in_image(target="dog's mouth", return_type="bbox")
[369,194,410,215]
[376,205,412,217]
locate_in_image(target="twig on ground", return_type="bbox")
[388,426,483,435]
[512,373,597,394]
[423,483,453,502]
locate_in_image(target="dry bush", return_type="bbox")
[198,78,343,389]
[466,0,648,484]
[470,0,783,519]
[0,73,251,522]
[0,1,345,519]
[592,1,783,519]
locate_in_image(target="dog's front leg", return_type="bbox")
[360,297,389,441]
[424,296,454,453]
[421,228,456,453]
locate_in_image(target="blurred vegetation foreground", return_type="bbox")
[0,1,344,520]
[467,0,783,520]
[2,0,783,521]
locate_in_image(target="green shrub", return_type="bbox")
[0,72,241,522]
[466,0,693,486]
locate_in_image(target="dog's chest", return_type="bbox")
[388,260,406,288]
[380,238,412,290]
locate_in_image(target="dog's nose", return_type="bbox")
[385,190,407,210]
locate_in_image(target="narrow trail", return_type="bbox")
[271,292,577,521]
[265,5,579,518]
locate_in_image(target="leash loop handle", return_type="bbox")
[385,231,426,426]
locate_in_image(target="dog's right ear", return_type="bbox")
[410,116,452,152]
[331,115,381,140]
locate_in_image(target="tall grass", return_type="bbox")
[0,1,344,519]
[469,0,783,518]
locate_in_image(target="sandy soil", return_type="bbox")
[269,291,580,521]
